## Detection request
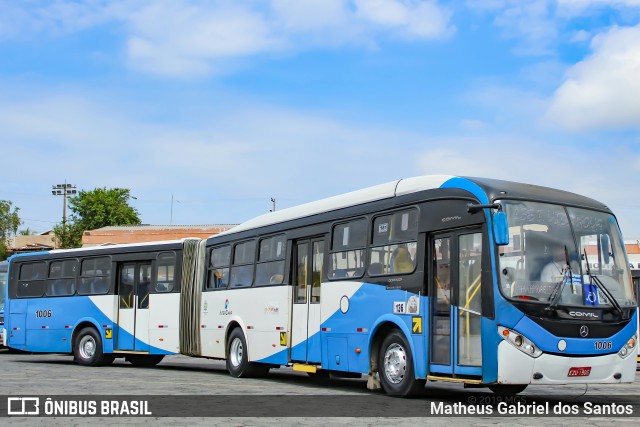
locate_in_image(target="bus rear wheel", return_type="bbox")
[126,355,165,367]
[74,327,114,367]
[226,328,269,378]
[377,330,425,397]
[489,384,528,395]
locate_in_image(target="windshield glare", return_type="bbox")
[497,201,636,308]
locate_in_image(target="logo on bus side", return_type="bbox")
[264,303,279,314]
[441,216,462,223]
[220,299,232,316]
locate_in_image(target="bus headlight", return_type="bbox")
[618,334,637,359]
[498,326,543,358]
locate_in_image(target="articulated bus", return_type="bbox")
[3,176,638,396]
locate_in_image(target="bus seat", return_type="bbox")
[392,247,413,273]
[270,274,284,284]
[369,262,383,275]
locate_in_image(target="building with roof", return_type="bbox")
[625,240,640,269]
[6,230,57,254]
[81,224,237,247]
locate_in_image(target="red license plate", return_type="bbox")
[568,367,592,377]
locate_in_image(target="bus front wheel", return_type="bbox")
[377,330,425,397]
[226,328,269,378]
[74,327,114,367]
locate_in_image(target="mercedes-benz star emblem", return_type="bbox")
[579,325,589,338]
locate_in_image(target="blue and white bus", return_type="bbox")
[3,241,185,365]
[3,176,638,396]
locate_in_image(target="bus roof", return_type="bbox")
[8,239,187,263]
[212,175,610,240]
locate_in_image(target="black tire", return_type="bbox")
[226,328,269,378]
[489,384,528,395]
[73,327,114,367]
[126,355,165,367]
[377,330,425,397]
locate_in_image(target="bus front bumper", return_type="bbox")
[497,341,638,385]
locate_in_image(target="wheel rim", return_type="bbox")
[229,337,243,368]
[79,335,96,360]
[383,343,407,384]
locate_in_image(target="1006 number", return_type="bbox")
[594,341,612,350]
[35,310,52,318]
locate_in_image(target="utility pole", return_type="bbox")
[270,197,276,212]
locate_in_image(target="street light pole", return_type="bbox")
[51,181,77,229]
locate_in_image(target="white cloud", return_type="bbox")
[459,119,489,130]
[124,1,283,77]
[480,0,558,56]
[0,84,421,227]
[271,0,351,32]
[544,25,640,131]
[558,0,640,13]
[467,0,640,55]
[2,81,640,237]
[0,0,128,38]
[0,0,454,77]
[354,0,454,39]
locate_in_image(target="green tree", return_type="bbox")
[0,200,21,260]
[55,187,141,249]
[53,222,83,249]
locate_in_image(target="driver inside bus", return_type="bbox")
[540,244,568,283]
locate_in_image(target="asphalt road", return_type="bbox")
[0,348,638,426]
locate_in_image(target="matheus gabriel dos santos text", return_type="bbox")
[430,401,634,416]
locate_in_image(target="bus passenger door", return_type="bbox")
[117,262,152,352]
[429,230,483,377]
[290,239,324,363]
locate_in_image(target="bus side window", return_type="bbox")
[328,219,366,280]
[208,246,230,290]
[255,235,286,286]
[156,252,176,293]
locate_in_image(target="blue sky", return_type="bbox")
[1,0,640,238]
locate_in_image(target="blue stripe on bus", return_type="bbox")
[257,284,423,375]
[440,177,489,204]
[9,295,173,355]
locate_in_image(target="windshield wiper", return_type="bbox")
[582,249,623,315]
[546,246,572,311]
[590,274,623,315]
[547,269,571,311]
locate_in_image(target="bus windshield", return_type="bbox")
[497,200,636,309]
